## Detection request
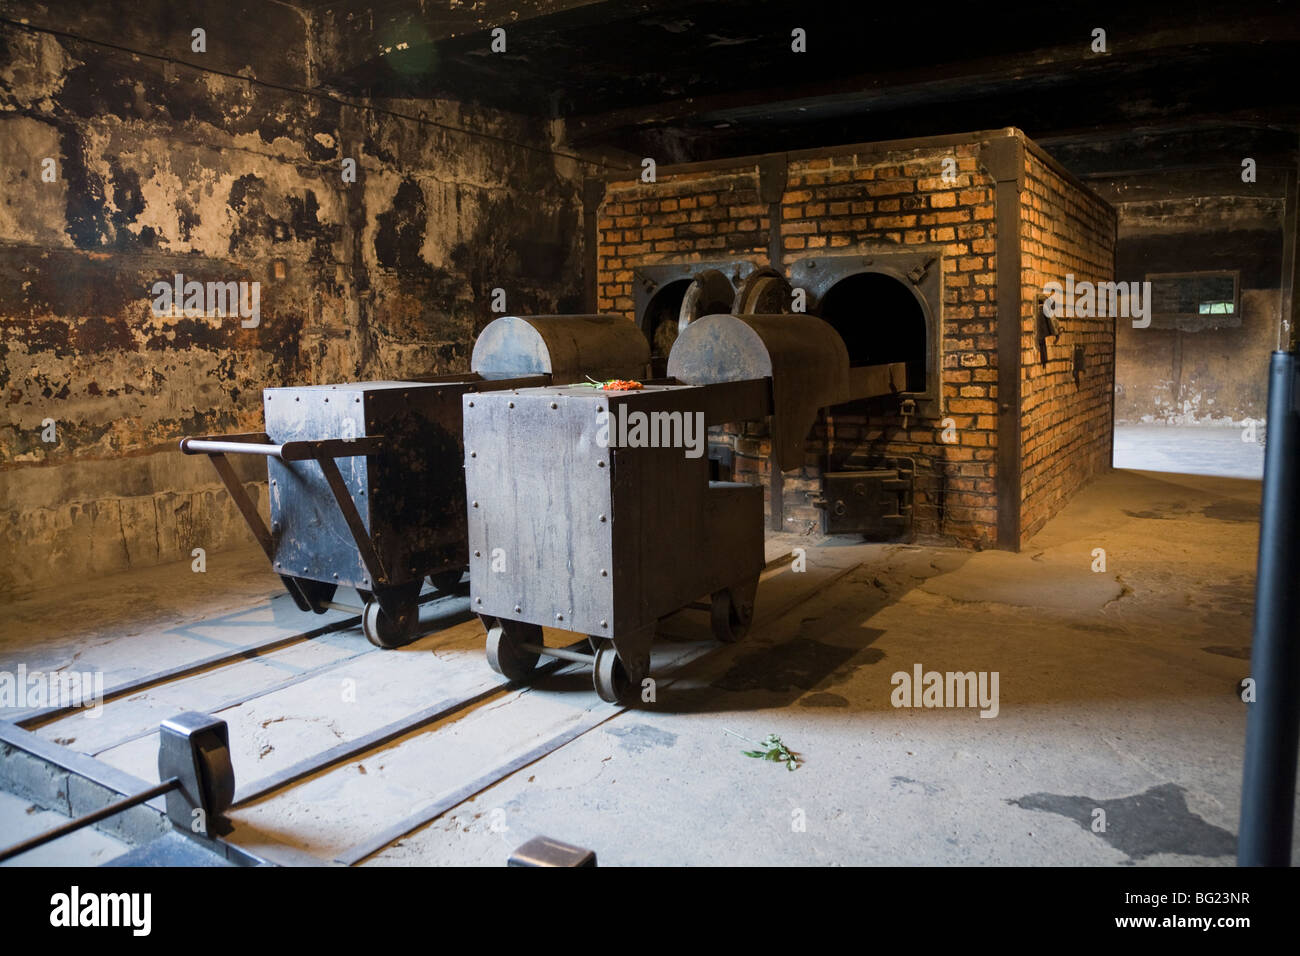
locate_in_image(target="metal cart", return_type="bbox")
[181,314,649,648]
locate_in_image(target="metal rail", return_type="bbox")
[8,551,831,867]
[337,553,860,865]
[14,604,362,729]
[19,588,463,730]
[230,639,591,806]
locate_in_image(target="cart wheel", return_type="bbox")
[362,599,420,649]
[593,644,632,704]
[485,619,543,681]
[427,569,464,593]
[711,585,755,643]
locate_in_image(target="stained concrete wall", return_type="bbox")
[0,2,587,595]
[1090,170,1288,425]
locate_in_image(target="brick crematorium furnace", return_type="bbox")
[2,0,1296,882]
[596,128,1117,550]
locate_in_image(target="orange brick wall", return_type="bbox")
[596,169,769,314]
[594,132,1114,549]
[779,144,999,545]
[1019,150,1117,543]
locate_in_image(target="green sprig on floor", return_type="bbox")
[724,728,800,771]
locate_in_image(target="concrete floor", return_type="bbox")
[1,465,1289,866]
[1114,423,1265,479]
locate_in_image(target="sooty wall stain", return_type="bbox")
[375,177,433,273]
[1,12,585,589]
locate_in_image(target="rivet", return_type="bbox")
[475,597,482,604]
[600,569,607,576]
[295,396,300,402]
[472,500,479,508]
[556,613,564,621]
[302,566,308,572]
[596,406,603,412]
[474,550,481,557]
[597,460,605,468]
[332,573,338,579]
[600,620,608,628]
[275,561,281,568]
[550,402,558,409]
[514,605,522,613]
[598,514,607,522]
[468,401,474,407]
[355,397,360,403]
[470,451,476,457]
[271,479,277,486]
[508,402,514,408]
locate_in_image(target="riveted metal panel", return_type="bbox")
[265,384,372,588]
[606,385,764,630]
[264,381,470,589]
[464,386,616,636]
[464,382,767,643]
[605,386,711,631]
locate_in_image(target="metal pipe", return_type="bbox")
[324,601,365,615]
[0,778,179,863]
[180,437,283,458]
[518,643,596,665]
[1239,350,1300,866]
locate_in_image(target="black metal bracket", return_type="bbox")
[181,431,392,599]
[0,712,236,863]
[158,712,236,837]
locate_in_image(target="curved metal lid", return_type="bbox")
[471,314,650,383]
[667,312,850,471]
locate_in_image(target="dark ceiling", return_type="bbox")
[300,0,1300,172]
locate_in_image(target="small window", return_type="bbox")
[1145,270,1241,330]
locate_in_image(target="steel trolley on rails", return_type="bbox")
[463,311,906,700]
[180,314,649,648]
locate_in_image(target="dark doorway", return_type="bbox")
[817,272,929,393]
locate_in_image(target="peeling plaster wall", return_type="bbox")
[0,2,586,595]
[1090,172,1288,426]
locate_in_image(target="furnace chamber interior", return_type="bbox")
[642,278,692,365]
[816,271,929,393]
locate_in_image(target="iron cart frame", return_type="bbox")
[180,314,650,649]
[465,311,905,701]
